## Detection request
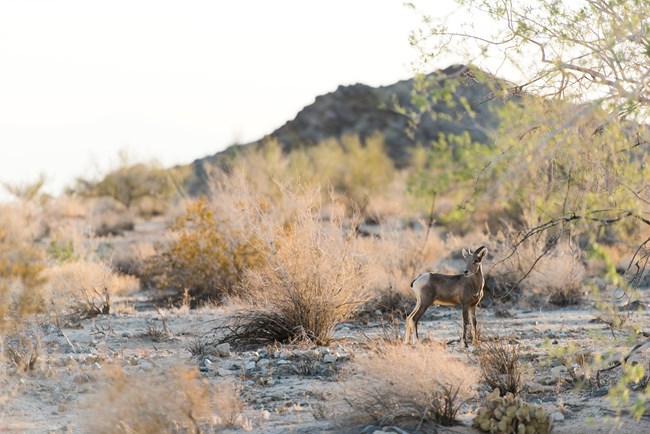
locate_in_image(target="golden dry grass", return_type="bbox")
[343,342,479,431]
[83,364,226,434]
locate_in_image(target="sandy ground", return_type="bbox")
[2,288,649,433]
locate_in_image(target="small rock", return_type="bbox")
[218,368,233,377]
[551,366,567,378]
[122,332,133,338]
[277,360,290,365]
[139,360,154,372]
[360,426,380,434]
[592,386,609,397]
[279,351,289,360]
[215,343,231,357]
[526,382,554,393]
[372,431,389,434]
[323,354,337,363]
[382,427,409,434]
[203,359,213,369]
[550,411,565,422]
[258,359,271,369]
[245,361,257,370]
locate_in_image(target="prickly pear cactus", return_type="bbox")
[473,390,553,434]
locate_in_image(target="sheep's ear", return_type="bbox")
[462,248,469,259]
[476,246,487,260]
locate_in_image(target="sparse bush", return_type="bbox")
[88,197,135,237]
[1,328,41,373]
[478,336,523,396]
[344,343,478,430]
[216,187,371,347]
[141,197,264,304]
[0,203,47,329]
[487,228,585,306]
[43,259,138,320]
[84,364,225,433]
[360,223,446,315]
[473,391,553,434]
[301,133,395,212]
[73,153,178,211]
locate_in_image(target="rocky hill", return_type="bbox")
[185,64,517,194]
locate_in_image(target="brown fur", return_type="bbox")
[404,246,487,347]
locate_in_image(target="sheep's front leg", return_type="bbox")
[470,305,479,345]
[462,306,470,348]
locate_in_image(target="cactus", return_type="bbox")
[473,391,553,434]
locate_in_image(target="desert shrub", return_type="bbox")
[84,364,232,433]
[0,203,47,329]
[301,133,395,212]
[487,227,585,306]
[43,259,138,320]
[215,187,371,347]
[1,327,42,373]
[73,152,178,211]
[87,197,135,237]
[141,197,264,304]
[360,223,446,315]
[474,390,553,434]
[343,343,478,430]
[478,336,524,396]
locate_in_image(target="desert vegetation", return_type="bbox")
[2,1,650,433]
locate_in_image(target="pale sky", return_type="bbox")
[0,0,461,198]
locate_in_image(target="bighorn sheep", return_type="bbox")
[404,246,487,347]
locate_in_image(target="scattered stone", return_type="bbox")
[203,359,213,369]
[551,365,567,378]
[526,381,554,394]
[360,426,380,434]
[383,427,410,434]
[122,332,132,338]
[323,354,337,363]
[258,359,271,369]
[277,360,290,366]
[138,360,154,372]
[218,368,233,377]
[215,343,231,357]
[550,411,565,422]
[245,361,257,370]
[592,386,609,397]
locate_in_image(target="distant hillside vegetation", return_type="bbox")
[185,64,516,195]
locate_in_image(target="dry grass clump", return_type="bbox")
[488,230,585,306]
[1,328,42,373]
[88,197,135,237]
[478,336,524,396]
[84,364,240,433]
[361,224,446,315]
[343,343,478,431]
[0,202,47,329]
[43,259,138,319]
[215,186,371,348]
[141,196,264,304]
